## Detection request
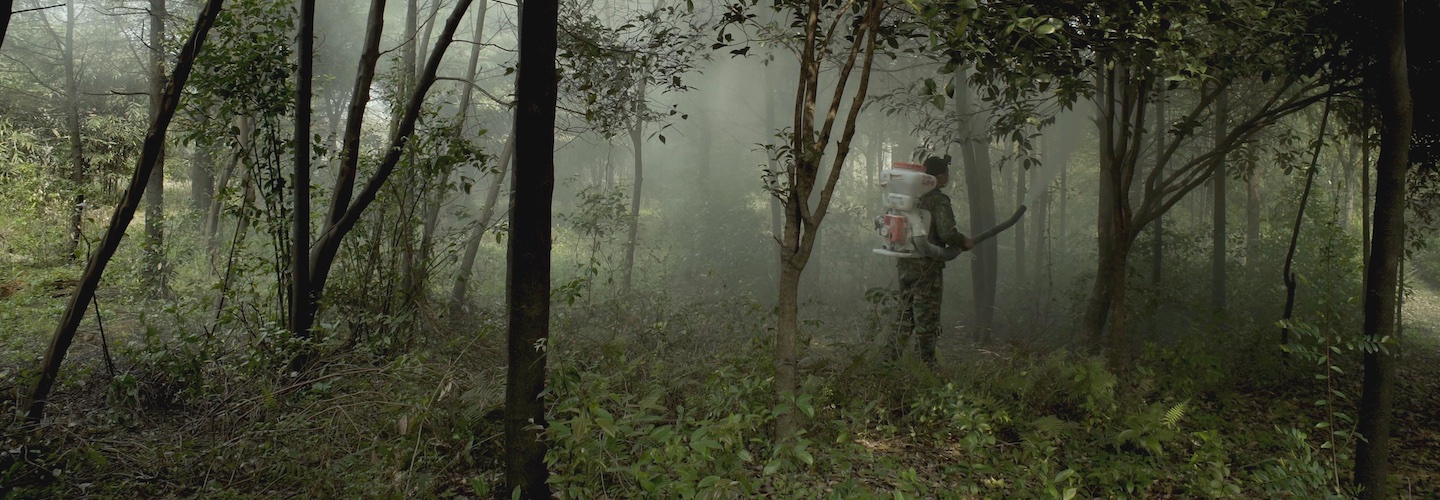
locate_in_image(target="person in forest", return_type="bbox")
[890,155,975,365]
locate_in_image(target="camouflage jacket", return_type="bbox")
[920,189,967,250]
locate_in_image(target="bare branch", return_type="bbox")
[14,4,67,15]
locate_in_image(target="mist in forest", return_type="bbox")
[0,0,1105,330]
[1,0,1435,497]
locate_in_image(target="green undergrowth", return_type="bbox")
[539,311,1355,499]
[0,291,1369,498]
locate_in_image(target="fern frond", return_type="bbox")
[1162,400,1189,429]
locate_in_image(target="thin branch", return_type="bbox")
[434,75,511,106]
[14,4,67,15]
[810,0,882,235]
[2,54,63,94]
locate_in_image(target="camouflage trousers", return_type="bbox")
[890,258,945,364]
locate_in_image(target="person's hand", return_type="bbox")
[961,237,976,251]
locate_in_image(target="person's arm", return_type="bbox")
[930,196,974,250]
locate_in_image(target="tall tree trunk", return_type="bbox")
[1031,174,1050,289]
[1032,134,1053,294]
[435,0,492,316]
[773,0,881,440]
[1353,0,1408,495]
[1362,104,1372,296]
[402,0,419,99]
[207,116,250,253]
[413,186,443,298]
[416,0,443,74]
[449,134,511,315]
[397,0,421,298]
[1,0,13,51]
[302,0,474,343]
[1058,154,1067,250]
[291,0,315,336]
[143,0,169,295]
[1341,140,1356,231]
[1210,89,1227,314]
[1015,163,1026,285]
[957,68,998,342]
[1083,174,1138,365]
[1082,62,1143,365]
[63,1,84,259]
[1084,72,1121,349]
[189,141,215,215]
[622,80,644,291]
[1244,145,1261,274]
[25,0,225,424]
[413,0,489,306]
[1150,90,1165,285]
[1336,141,1347,230]
[1280,99,1331,346]
[504,0,558,492]
[1083,103,1137,359]
[313,0,388,318]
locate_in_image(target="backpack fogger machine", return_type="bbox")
[872,162,956,260]
[872,161,1028,261]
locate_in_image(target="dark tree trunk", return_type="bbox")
[1210,89,1227,314]
[1031,174,1050,288]
[504,0,559,492]
[1341,140,1356,232]
[143,0,169,295]
[957,69,998,342]
[397,0,420,299]
[301,0,474,345]
[1244,146,1261,275]
[1084,72,1124,350]
[1081,62,1148,367]
[1,0,13,50]
[775,205,804,437]
[773,0,882,439]
[1362,104,1372,295]
[1032,133,1053,291]
[323,0,387,235]
[25,0,226,424]
[1280,99,1331,346]
[1082,88,1139,362]
[622,82,644,291]
[1150,90,1165,285]
[62,1,84,259]
[291,0,315,337]
[413,189,442,300]
[1354,0,1408,495]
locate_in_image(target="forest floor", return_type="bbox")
[1390,271,1440,495]
[2,267,1440,497]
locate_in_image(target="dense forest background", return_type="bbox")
[0,0,1436,497]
